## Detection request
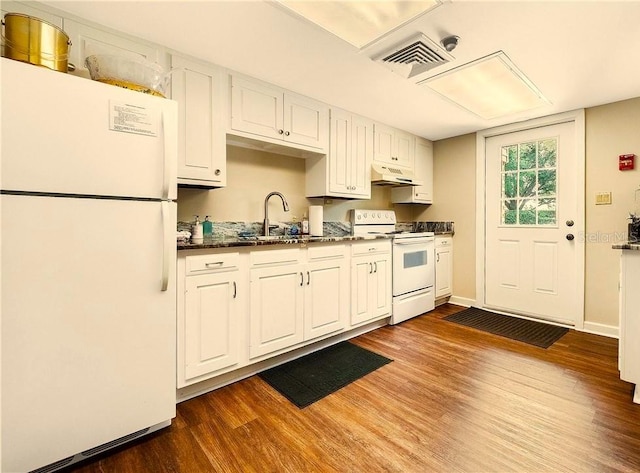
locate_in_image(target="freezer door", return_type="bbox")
[1,194,176,473]
[0,58,177,200]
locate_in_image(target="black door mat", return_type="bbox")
[443,307,569,348]
[259,341,392,408]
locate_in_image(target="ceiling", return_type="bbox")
[45,0,640,141]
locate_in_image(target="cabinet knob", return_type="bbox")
[214,169,221,176]
[284,131,290,136]
[278,129,284,135]
[566,233,575,241]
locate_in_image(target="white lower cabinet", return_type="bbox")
[178,240,388,390]
[178,252,243,388]
[619,250,640,403]
[435,236,453,299]
[350,240,392,326]
[304,245,349,339]
[249,250,305,359]
[249,245,348,359]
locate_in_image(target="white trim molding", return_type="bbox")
[475,110,586,330]
[582,321,619,339]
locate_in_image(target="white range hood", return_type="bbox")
[371,163,422,186]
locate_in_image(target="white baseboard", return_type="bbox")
[447,296,475,307]
[581,321,619,339]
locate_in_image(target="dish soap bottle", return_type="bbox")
[203,216,213,240]
[301,212,309,235]
[191,215,203,243]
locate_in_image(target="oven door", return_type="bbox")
[392,236,435,296]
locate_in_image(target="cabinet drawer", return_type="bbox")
[250,248,301,267]
[435,236,453,248]
[351,240,391,257]
[185,252,240,275]
[307,244,346,261]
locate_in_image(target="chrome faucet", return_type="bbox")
[263,191,290,236]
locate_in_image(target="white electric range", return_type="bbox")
[350,209,435,324]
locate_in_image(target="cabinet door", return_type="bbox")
[64,19,166,79]
[414,138,433,203]
[231,75,283,141]
[304,258,348,340]
[435,245,453,298]
[351,258,374,326]
[328,109,351,195]
[394,129,415,169]
[183,271,239,384]
[249,264,304,358]
[283,91,329,150]
[350,115,373,198]
[172,55,226,186]
[374,123,395,165]
[372,255,392,318]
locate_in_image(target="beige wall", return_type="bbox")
[584,97,640,327]
[414,134,477,302]
[177,145,412,224]
[415,97,640,328]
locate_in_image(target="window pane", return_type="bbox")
[519,171,536,197]
[519,142,536,169]
[502,200,517,225]
[519,209,536,225]
[502,172,517,198]
[538,170,556,195]
[539,139,557,168]
[502,145,518,171]
[538,210,556,225]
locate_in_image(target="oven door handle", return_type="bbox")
[394,238,433,245]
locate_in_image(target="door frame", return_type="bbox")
[475,110,586,329]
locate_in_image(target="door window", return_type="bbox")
[500,138,558,226]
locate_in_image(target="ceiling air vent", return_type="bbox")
[374,33,454,79]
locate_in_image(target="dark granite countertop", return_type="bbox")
[612,242,640,250]
[177,234,391,251]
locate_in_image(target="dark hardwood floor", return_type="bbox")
[64,304,640,473]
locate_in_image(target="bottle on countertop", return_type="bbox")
[301,212,309,235]
[191,215,203,243]
[289,216,299,236]
[203,216,213,239]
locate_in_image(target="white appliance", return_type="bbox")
[1,58,178,473]
[351,209,435,324]
[370,163,423,187]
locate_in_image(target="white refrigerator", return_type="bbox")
[1,58,178,472]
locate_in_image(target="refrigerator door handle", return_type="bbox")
[161,201,171,292]
[161,108,176,201]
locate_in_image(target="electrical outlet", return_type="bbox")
[595,192,612,205]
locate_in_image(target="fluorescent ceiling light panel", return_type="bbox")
[277,0,440,49]
[419,52,550,119]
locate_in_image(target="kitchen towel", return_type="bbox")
[309,205,323,236]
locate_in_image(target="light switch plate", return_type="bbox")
[595,191,612,205]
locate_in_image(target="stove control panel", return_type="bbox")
[350,209,396,225]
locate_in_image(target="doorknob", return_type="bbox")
[566,220,574,227]
[566,234,575,241]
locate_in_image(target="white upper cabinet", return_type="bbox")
[63,19,167,79]
[391,137,433,204]
[171,55,227,187]
[306,108,373,199]
[230,74,329,152]
[374,123,415,170]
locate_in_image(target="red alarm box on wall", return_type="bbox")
[619,154,635,171]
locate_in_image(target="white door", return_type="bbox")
[283,91,328,149]
[2,194,176,472]
[184,271,239,381]
[304,258,348,340]
[484,119,583,325]
[249,264,304,358]
[230,75,283,141]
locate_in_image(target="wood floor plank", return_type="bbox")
[62,304,640,473]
